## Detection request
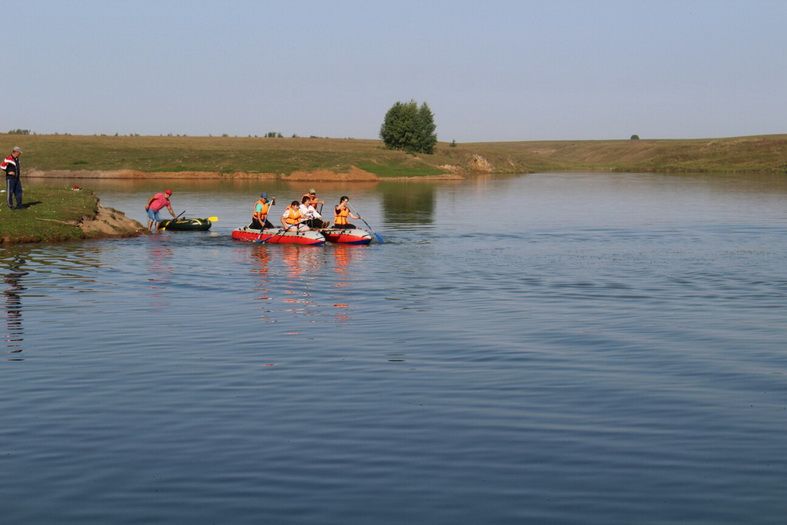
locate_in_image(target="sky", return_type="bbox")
[4,0,787,141]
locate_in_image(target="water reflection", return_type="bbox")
[245,242,366,324]
[280,246,325,320]
[250,245,271,277]
[331,245,365,322]
[250,245,272,305]
[2,253,27,355]
[379,182,436,224]
[145,238,174,311]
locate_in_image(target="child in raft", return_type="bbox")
[281,201,310,231]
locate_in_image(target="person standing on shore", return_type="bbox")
[1,146,24,209]
[145,189,176,231]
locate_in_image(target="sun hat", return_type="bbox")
[309,188,316,194]
[260,192,267,198]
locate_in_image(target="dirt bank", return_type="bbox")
[284,166,379,182]
[79,204,147,239]
[26,165,462,181]
[26,169,279,180]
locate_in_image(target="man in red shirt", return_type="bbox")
[145,189,176,232]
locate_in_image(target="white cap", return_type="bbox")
[12,146,22,152]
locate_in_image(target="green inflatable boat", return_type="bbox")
[158,217,212,231]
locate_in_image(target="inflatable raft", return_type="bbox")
[320,228,372,245]
[231,227,325,246]
[159,217,212,231]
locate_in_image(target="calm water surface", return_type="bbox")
[3,172,787,524]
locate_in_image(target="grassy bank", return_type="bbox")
[3,133,787,176]
[1,187,106,243]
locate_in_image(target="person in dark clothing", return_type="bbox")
[1,146,24,209]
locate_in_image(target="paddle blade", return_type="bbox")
[374,232,384,243]
[208,216,219,222]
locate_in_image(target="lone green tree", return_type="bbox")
[380,100,437,154]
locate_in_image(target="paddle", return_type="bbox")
[162,210,186,231]
[350,207,384,243]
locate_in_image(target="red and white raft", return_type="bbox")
[231,227,326,246]
[320,228,372,245]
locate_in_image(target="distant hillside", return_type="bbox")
[3,133,786,177]
[467,134,787,174]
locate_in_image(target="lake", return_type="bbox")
[3,172,787,524]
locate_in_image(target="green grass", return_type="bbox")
[0,187,98,243]
[4,133,787,176]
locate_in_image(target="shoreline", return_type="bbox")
[0,187,146,245]
[26,167,465,182]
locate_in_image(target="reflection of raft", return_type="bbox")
[231,227,325,246]
[320,228,372,245]
[158,217,212,231]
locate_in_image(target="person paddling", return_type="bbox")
[145,189,176,232]
[302,188,324,212]
[281,200,310,232]
[333,196,361,229]
[250,192,275,229]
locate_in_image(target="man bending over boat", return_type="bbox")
[333,196,360,229]
[250,193,275,229]
[281,200,310,231]
[145,189,176,232]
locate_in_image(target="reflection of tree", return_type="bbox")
[3,255,27,354]
[380,183,436,224]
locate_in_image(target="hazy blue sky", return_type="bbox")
[5,0,786,141]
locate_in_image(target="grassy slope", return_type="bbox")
[466,135,787,173]
[0,187,98,243]
[4,133,787,176]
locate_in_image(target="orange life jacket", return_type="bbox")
[334,206,349,225]
[284,207,302,225]
[253,199,270,219]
